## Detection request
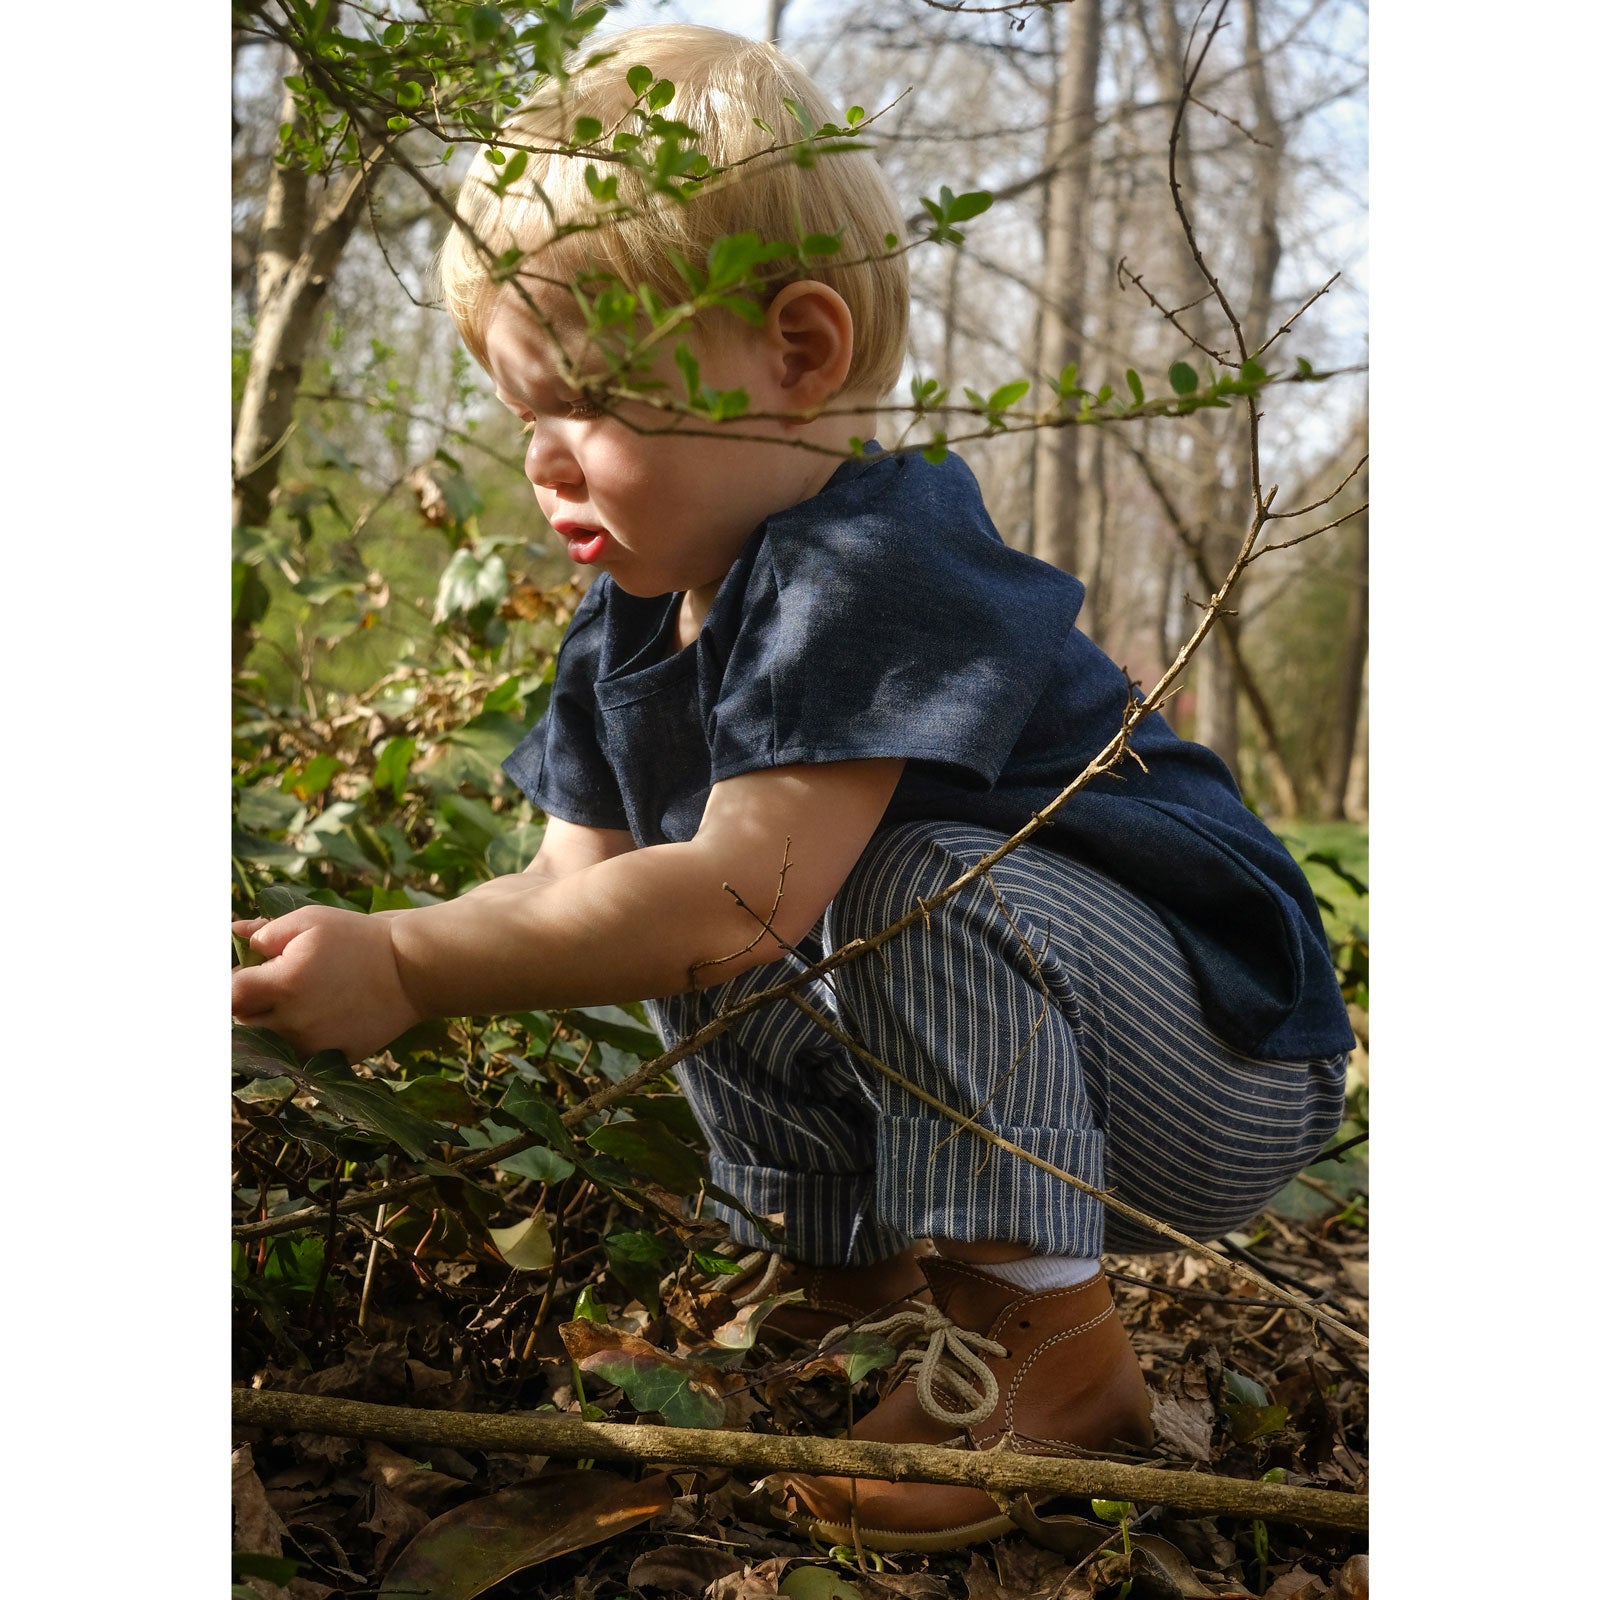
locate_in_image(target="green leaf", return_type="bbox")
[846,105,865,126]
[396,80,423,109]
[234,1552,304,1587]
[781,1568,863,1600]
[1092,1499,1134,1522]
[921,433,948,466]
[573,1284,607,1323]
[489,1214,554,1271]
[280,753,342,800]
[392,1074,480,1126]
[692,1250,745,1277]
[987,380,1029,415]
[1169,360,1199,395]
[232,1025,300,1080]
[647,79,675,111]
[294,1053,451,1160]
[586,1119,706,1194]
[556,1006,663,1058]
[626,63,652,97]
[945,188,993,223]
[1240,357,1268,386]
[1126,368,1145,406]
[574,115,602,143]
[373,735,417,801]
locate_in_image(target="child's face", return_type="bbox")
[484,280,831,602]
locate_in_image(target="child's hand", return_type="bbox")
[230,906,424,1062]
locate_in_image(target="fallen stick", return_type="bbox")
[233,1388,1367,1532]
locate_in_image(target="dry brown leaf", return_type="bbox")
[233,1444,294,1599]
[705,1554,792,1599]
[1128,1534,1233,1597]
[1329,1554,1368,1600]
[361,1482,434,1572]
[627,1542,748,1594]
[1262,1565,1329,1600]
[1151,1391,1216,1460]
[858,1572,950,1599]
[958,1551,1006,1600]
[378,1470,673,1599]
[361,1440,469,1513]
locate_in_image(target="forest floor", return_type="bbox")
[232,1147,1369,1600]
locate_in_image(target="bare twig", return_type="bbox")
[1245,500,1367,563]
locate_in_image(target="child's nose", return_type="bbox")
[525,425,583,491]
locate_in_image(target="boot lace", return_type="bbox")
[835,1301,1007,1429]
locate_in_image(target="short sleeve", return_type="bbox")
[705,451,1086,788]
[503,585,630,829]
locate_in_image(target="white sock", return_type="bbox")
[969,1254,1102,1291]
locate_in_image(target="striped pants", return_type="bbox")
[647,822,1347,1265]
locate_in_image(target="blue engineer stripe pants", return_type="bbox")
[646,821,1348,1266]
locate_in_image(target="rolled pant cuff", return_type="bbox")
[873,1116,1107,1258]
[706,1158,912,1266]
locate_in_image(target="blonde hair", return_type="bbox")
[437,24,908,399]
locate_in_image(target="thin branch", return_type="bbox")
[1245,500,1366,563]
[1167,1,1248,367]
[1267,451,1368,522]
[231,1389,1368,1531]
[1257,272,1341,359]
[1115,257,1229,364]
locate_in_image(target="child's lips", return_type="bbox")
[554,522,608,564]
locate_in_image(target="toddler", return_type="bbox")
[232,23,1353,1552]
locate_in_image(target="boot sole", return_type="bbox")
[791,1508,1019,1553]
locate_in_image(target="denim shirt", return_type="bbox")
[505,446,1355,1061]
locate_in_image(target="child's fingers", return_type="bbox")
[231,960,281,1018]
[247,915,305,959]
[232,917,268,937]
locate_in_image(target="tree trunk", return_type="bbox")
[765,0,790,46]
[1031,0,1101,596]
[232,116,393,668]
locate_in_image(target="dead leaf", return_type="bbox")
[1003,1498,1116,1559]
[361,1441,469,1514]
[1262,1566,1329,1600]
[992,1536,1071,1595]
[706,1555,792,1599]
[627,1543,747,1594]
[1329,1554,1368,1600]
[361,1482,433,1573]
[233,1444,294,1600]
[1151,1391,1216,1461]
[858,1574,952,1599]
[958,1552,1005,1600]
[1128,1534,1233,1598]
[377,1470,673,1599]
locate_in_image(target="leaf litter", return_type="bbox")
[237,1150,1367,1599]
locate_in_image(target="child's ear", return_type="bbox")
[764,281,854,413]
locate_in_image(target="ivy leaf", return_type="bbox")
[563,1321,726,1428]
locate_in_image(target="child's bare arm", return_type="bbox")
[230,758,904,1060]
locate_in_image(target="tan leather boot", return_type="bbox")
[777,1258,1153,1550]
[722,1246,932,1350]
